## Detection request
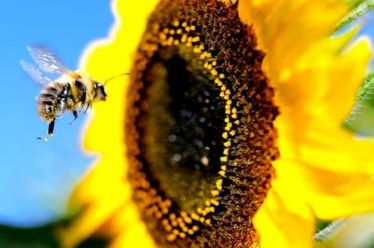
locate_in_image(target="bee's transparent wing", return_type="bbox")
[20,60,52,86]
[27,45,74,76]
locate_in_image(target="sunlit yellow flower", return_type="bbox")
[58,0,374,247]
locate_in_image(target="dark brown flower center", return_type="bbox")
[125,0,279,247]
[139,50,224,211]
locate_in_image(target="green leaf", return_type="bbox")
[77,237,108,248]
[316,220,333,233]
[0,224,59,248]
[336,0,374,31]
[314,220,345,243]
[346,0,368,7]
[314,214,374,248]
[0,223,108,248]
[344,72,374,136]
[357,72,374,104]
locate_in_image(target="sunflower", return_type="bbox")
[58,0,374,247]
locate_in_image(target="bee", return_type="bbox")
[21,45,128,140]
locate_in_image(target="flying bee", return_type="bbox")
[21,45,128,141]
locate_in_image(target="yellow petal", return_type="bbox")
[239,0,347,77]
[57,158,129,248]
[275,39,373,174]
[97,202,155,248]
[274,155,374,219]
[246,0,374,245]
[322,38,372,123]
[239,1,372,126]
[254,188,315,248]
[274,36,371,123]
[296,164,374,219]
[59,0,159,247]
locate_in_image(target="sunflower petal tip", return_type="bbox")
[350,36,372,55]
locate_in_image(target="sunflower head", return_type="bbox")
[59,0,374,247]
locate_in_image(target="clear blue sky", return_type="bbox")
[0,1,373,228]
[0,0,112,227]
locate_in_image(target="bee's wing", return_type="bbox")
[27,45,80,79]
[20,60,52,86]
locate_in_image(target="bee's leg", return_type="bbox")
[84,102,92,114]
[84,106,89,114]
[38,119,55,141]
[69,110,79,125]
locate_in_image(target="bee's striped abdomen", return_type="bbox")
[37,81,65,121]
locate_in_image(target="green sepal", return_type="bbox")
[335,0,374,31]
[344,72,374,136]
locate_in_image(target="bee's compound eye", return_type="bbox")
[96,83,107,100]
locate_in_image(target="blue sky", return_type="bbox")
[362,13,374,72]
[0,1,373,228]
[0,0,112,226]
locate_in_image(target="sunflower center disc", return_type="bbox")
[125,0,279,246]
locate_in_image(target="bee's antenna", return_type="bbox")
[103,72,130,85]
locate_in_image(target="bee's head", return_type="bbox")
[94,82,107,101]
